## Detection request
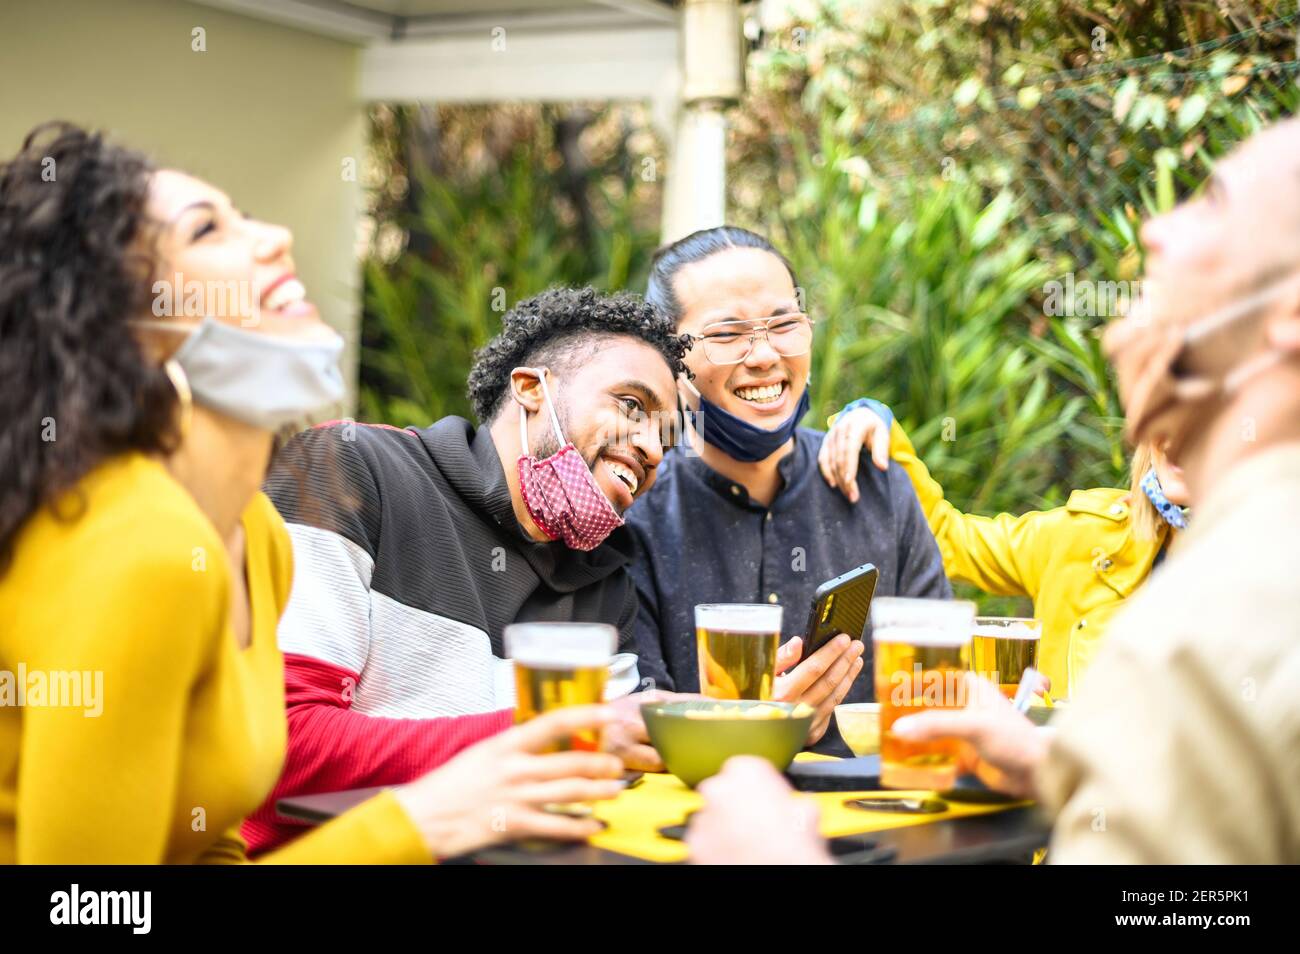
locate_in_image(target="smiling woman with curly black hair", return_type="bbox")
[0,122,642,864]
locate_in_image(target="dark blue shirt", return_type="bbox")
[625,427,951,755]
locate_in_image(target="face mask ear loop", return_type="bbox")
[675,373,702,444]
[1183,270,1300,347]
[1154,271,1300,409]
[516,367,566,453]
[533,369,566,446]
[164,358,193,441]
[1223,348,1288,395]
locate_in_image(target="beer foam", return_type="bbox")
[972,623,1040,639]
[869,597,975,639]
[512,650,612,669]
[872,629,971,646]
[695,603,783,631]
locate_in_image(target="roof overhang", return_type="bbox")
[189,0,678,42]
[189,0,680,102]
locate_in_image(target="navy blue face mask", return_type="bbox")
[681,375,811,462]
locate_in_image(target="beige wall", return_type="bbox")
[0,0,365,404]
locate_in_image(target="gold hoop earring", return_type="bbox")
[164,359,193,441]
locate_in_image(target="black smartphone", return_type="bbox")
[800,562,879,662]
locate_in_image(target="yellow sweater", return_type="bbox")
[0,453,429,864]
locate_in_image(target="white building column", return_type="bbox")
[660,0,744,243]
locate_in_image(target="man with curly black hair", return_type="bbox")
[245,286,688,855]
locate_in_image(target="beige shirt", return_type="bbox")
[1037,443,1300,863]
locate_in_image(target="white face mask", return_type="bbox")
[133,317,345,431]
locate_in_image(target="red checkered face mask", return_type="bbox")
[515,368,624,552]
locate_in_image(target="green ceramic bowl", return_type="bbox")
[641,699,814,788]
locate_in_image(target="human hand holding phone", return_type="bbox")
[773,634,865,745]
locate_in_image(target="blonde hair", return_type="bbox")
[1127,442,1164,541]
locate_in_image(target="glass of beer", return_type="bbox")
[695,603,782,701]
[970,616,1042,698]
[505,622,616,752]
[873,597,976,791]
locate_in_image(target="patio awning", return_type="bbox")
[190,0,742,241]
[191,0,680,103]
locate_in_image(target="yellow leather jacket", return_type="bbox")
[886,420,1169,698]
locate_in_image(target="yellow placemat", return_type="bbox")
[590,756,1027,863]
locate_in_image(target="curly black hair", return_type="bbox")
[466,286,690,423]
[0,121,178,572]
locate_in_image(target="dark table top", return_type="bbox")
[279,781,1050,865]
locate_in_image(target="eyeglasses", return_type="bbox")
[685,313,815,366]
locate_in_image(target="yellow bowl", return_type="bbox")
[834,702,881,757]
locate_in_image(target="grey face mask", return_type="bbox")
[133,317,346,431]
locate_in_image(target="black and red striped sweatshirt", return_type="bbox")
[242,417,638,856]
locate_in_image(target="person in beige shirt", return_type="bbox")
[1036,444,1300,863]
[685,117,1300,865]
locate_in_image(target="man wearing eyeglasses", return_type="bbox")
[632,227,951,753]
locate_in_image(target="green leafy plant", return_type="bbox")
[358,105,664,427]
[355,6,1293,619]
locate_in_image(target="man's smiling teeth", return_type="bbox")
[263,279,306,312]
[606,459,639,494]
[735,383,785,404]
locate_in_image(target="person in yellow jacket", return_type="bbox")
[0,123,631,864]
[818,398,1189,698]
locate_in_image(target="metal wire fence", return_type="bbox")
[859,12,1300,267]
